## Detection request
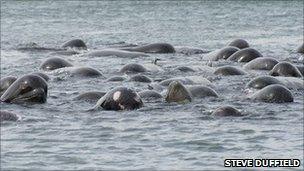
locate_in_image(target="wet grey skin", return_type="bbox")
[175,66,195,72]
[296,65,304,76]
[211,46,240,61]
[128,74,152,83]
[49,50,80,56]
[17,42,64,51]
[94,87,143,110]
[175,46,208,55]
[119,63,148,74]
[87,49,149,58]
[165,81,192,103]
[243,57,279,70]
[61,39,87,50]
[246,76,283,89]
[187,85,219,98]
[211,106,243,117]
[106,76,127,82]
[269,62,303,77]
[107,42,138,48]
[214,66,246,76]
[296,43,304,53]
[0,111,20,122]
[159,77,194,87]
[40,57,73,71]
[228,48,262,62]
[0,74,48,104]
[227,38,250,49]
[69,67,103,77]
[138,90,163,99]
[121,43,175,53]
[74,91,106,102]
[0,76,17,96]
[251,84,293,103]
[30,72,50,81]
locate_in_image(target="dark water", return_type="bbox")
[1,1,303,170]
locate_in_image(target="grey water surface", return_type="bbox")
[1,1,303,170]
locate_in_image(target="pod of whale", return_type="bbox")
[251,84,293,103]
[243,57,279,70]
[269,62,303,77]
[0,74,48,103]
[165,81,192,103]
[94,87,143,110]
[228,48,262,62]
[4,37,301,121]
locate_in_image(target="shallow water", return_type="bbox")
[1,1,303,170]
